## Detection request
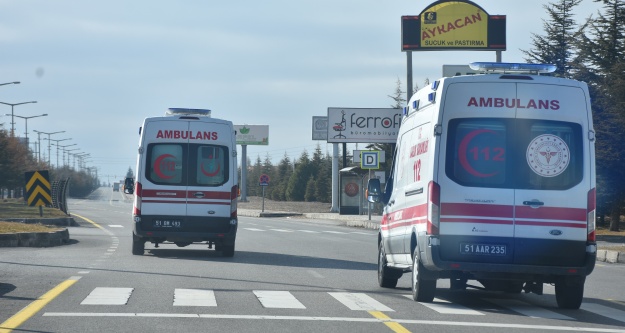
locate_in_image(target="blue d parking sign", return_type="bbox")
[361,151,379,169]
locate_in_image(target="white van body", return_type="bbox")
[132,108,238,257]
[374,64,596,309]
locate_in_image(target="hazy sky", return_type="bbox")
[0,1,603,183]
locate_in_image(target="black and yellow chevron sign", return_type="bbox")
[25,170,52,207]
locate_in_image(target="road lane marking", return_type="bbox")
[329,292,393,311]
[307,270,325,279]
[41,312,625,332]
[485,298,574,320]
[72,213,114,236]
[242,228,266,231]
[369,311,412,333]
[270,229,294,232]
[81,287,133,305]
[413,297,483,315]
[0,276,81,333]
[174,289,217,307]
[582,303,625,323]
[254,291,306,309]
[108,225,124,228]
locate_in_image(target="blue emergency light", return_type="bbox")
[469,62,557,74]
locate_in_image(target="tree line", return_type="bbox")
[0,128,99,199]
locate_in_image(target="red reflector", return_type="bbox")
[567,269,578,274]
[147,232,153,236]
[450,263,461,269]
[217,234,225,238]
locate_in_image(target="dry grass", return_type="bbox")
[0,221,62,233]
[0,198,68,219]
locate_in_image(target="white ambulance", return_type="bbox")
[132,108,239,257]
[368,63,597,309]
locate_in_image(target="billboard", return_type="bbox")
[327,108,401,144]
[234,125,269,145]
[401,0,506,51]
[312,116,328,140]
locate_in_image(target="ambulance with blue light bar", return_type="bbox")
[132,108,239,257]
[368,62,596,309]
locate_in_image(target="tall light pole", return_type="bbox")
[47,138,72,167]
[53,143,76,167]
[11,113,48,145]
[0,101,37,137]
[0,81,20,87]
[35,131,65,166]
[65,148,80,167]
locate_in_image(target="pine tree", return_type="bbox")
[577,0,625,231]
[521,0,583,77]
[286,151,311,201]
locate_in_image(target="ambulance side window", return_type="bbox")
[192,144,229,186]
[147,144,184,185]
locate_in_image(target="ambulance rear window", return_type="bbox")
[446,118,583,190]
[192,145,228,186]
[147,144,184,184]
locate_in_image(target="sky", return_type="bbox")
[0,0,604,184]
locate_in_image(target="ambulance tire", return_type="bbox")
[411,250,436,302]
[221,244,235,257]
[378,242,402,288]
[132,234,145,255]
[555,277,585,309]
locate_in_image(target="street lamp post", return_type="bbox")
[65,148,80,167]
[47,138,72,167]
[53,143,76,168]
[0,81,20,87]
[35,131,65,166]
[10,113,48,146]
[0,101,37,137]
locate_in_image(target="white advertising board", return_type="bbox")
[327,108,401,143]
[312,116,328,140]
[234,125,269,145]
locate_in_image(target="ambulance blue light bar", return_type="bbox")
[166,108,211,116]
[469,62,557,74]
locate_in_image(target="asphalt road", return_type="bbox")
[2,187,625,333]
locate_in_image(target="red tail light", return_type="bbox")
[230,185,238,219]
[427,181,440,235]
[133,182,142,216]
[587,188,596,242]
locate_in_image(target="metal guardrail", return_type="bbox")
[50,177,70,215]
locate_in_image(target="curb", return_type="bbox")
[596,249,625,264]
[0,228,70,247]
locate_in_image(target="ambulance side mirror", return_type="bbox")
[367,179,382,203]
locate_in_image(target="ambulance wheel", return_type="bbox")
[378,242,401,288]
[132,234,145,255]
[555,277,585,309]
[412,250,436,302]
[221,244,235,257]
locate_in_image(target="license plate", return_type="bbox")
[153,219,182,228]
[460,243,507,256]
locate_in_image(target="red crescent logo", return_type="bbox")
[201,161,220,177]
[154,154,175,179]
[458,129,498,178]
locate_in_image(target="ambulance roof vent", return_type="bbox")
[469,62,556,74]
[166,108,211,117]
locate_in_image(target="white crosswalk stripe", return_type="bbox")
[81,287,133,305]
[174,289,216,307]
[582,303,625,323]
[413,297,483,315]
[329,292,393,311]
[485,298,574,320]
[254,290,306,309]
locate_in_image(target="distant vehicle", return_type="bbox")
[112,182,120,192]
[124,177,134,194]
[368,62,596,310]
[132,108,239,257]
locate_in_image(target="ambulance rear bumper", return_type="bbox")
[133,215,237,244]
[420,235,596,279]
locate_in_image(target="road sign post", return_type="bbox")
[259,174,270,213]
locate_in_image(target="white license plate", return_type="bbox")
[460,243,507,256]
[154,220,182,228]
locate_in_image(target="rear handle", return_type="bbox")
[523,200,544,207]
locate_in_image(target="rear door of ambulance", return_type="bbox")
[513,82,590,267]
[140,118,189,225]
[185,119,234,230]
[437,79,516,265]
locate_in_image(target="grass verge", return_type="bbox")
[0,221,62,233]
